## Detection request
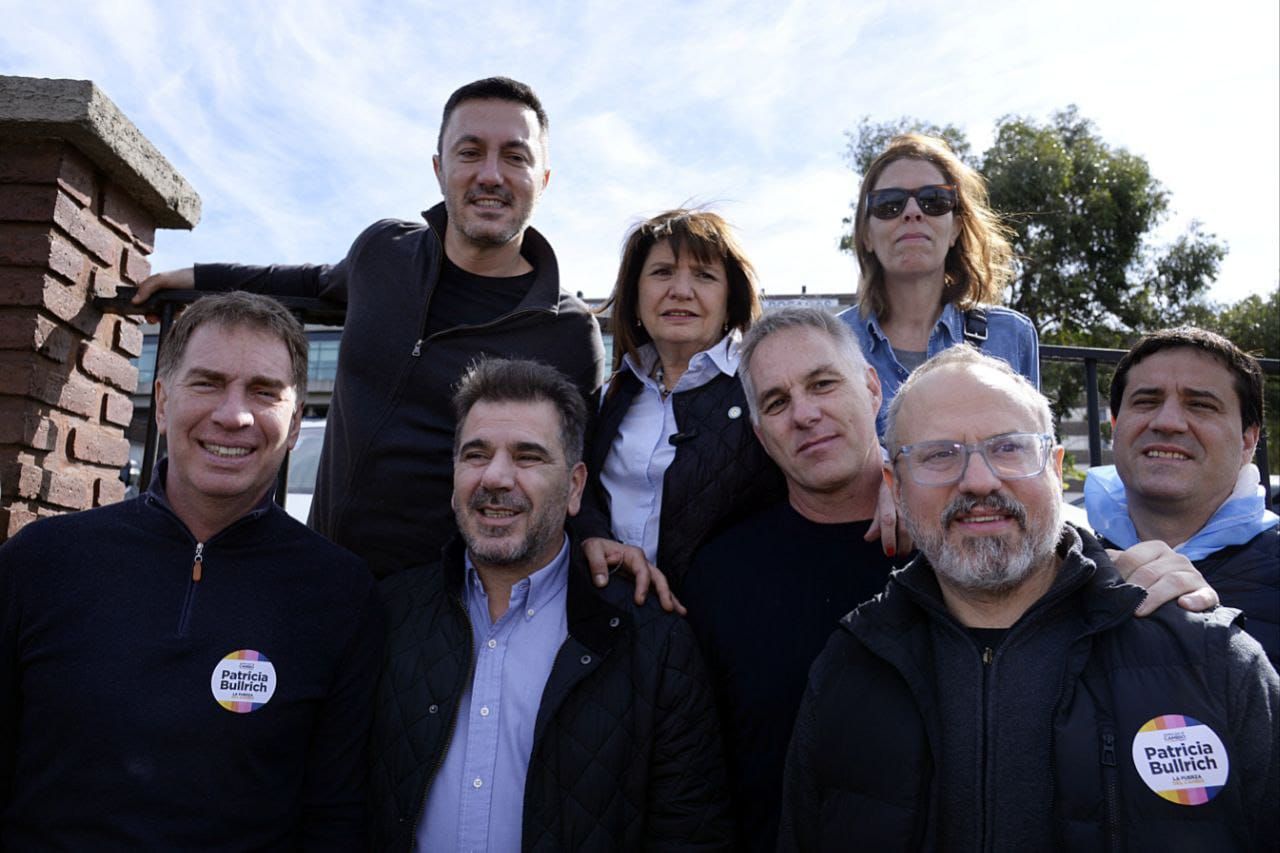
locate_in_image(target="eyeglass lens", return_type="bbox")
[905,433,1049,485]
[868,185,957,219]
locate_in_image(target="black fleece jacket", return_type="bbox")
[0,466,383,849]
[780,526,1279,852]
[196,204,605,577]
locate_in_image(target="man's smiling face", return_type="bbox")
[1112,347,1258,515]
[156,323,301,526]
[433,98,549,251]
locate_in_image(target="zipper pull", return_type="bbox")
[192,542,205,582]
[982,646,994,665]
[411,338,423,357]
[1101,731,1116,767]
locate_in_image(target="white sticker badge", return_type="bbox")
[1131,714,1229,805]
[210,650,277,713]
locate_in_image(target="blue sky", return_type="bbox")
[4,0,1277,305]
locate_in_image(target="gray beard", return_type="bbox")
[905,493,1062,596]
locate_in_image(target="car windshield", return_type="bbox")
[288,425,324,493]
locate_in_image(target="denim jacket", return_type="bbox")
[838,302,1040,436]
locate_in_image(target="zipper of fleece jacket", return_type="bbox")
[410,306,556,358]
[176,542,205,637]
[979,642,995,852]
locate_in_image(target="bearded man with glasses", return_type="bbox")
[778,345,1278,852]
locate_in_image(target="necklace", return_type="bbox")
[653,362,672,398]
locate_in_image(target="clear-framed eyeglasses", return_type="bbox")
[893,432,1055,487]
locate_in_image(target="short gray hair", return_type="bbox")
[739,307,868,423]
[884,345,1054,455]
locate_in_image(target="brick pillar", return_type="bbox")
[0,76,199,539]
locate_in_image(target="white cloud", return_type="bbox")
[1,0,1274,306]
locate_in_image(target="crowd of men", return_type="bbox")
[1,76,1276,850]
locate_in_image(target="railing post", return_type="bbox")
[1084,357,1102,468]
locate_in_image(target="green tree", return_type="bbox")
[980,106,1226,339]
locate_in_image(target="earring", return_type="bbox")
[636,317,642,327]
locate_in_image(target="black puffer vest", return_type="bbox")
[582,370,785,591]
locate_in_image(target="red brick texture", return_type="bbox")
[0,140,151,539]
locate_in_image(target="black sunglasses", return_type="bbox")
[866,184,958,219]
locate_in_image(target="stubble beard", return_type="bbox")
[904,492,1062,595]
[459,486,567,570]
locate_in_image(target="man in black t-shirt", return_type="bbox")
[134,78,605,578]
[684,307,899,852]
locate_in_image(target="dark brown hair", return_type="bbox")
[602,209,761,373]
[453,358,587,466]
[1111,327,1264,431]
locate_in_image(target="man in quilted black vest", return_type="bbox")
[779,345,1278,851]
[368,358,731,851]
[1085,327,1279,667]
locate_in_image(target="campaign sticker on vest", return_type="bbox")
[210,650,277,713]
[1131,714,1229,805]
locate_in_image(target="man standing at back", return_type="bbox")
[0,292,382,848]
[1086,327,1278,665]
[135,77,604,578]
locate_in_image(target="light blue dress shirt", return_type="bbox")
[1085,463,1278,559]
[599,334,740,564]
[839,302,1040,437]
[417,537,571,853]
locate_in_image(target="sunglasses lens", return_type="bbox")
[917,187,956,216]
[869,190,907,220]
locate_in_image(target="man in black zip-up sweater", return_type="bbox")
[780,347,1278,852]
[135,77,605,579]
[0,293,383,848]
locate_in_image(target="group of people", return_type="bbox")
[1,76,1276,851]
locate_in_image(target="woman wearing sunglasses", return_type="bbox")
[839,132,1039,436]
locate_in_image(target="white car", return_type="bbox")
[285,419,325,522]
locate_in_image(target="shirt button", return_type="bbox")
[527,608,536,618]
[472,778,483,789]
[487,639,497,649]
[480,706,490,717]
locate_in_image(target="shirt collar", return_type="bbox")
[861,304,964,347]
[464,533,571,615]
[621,332,741,387]
[1085,463,1278,559]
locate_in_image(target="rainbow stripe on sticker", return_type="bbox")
[1132,714,1229,805]
[210,649,278,714]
